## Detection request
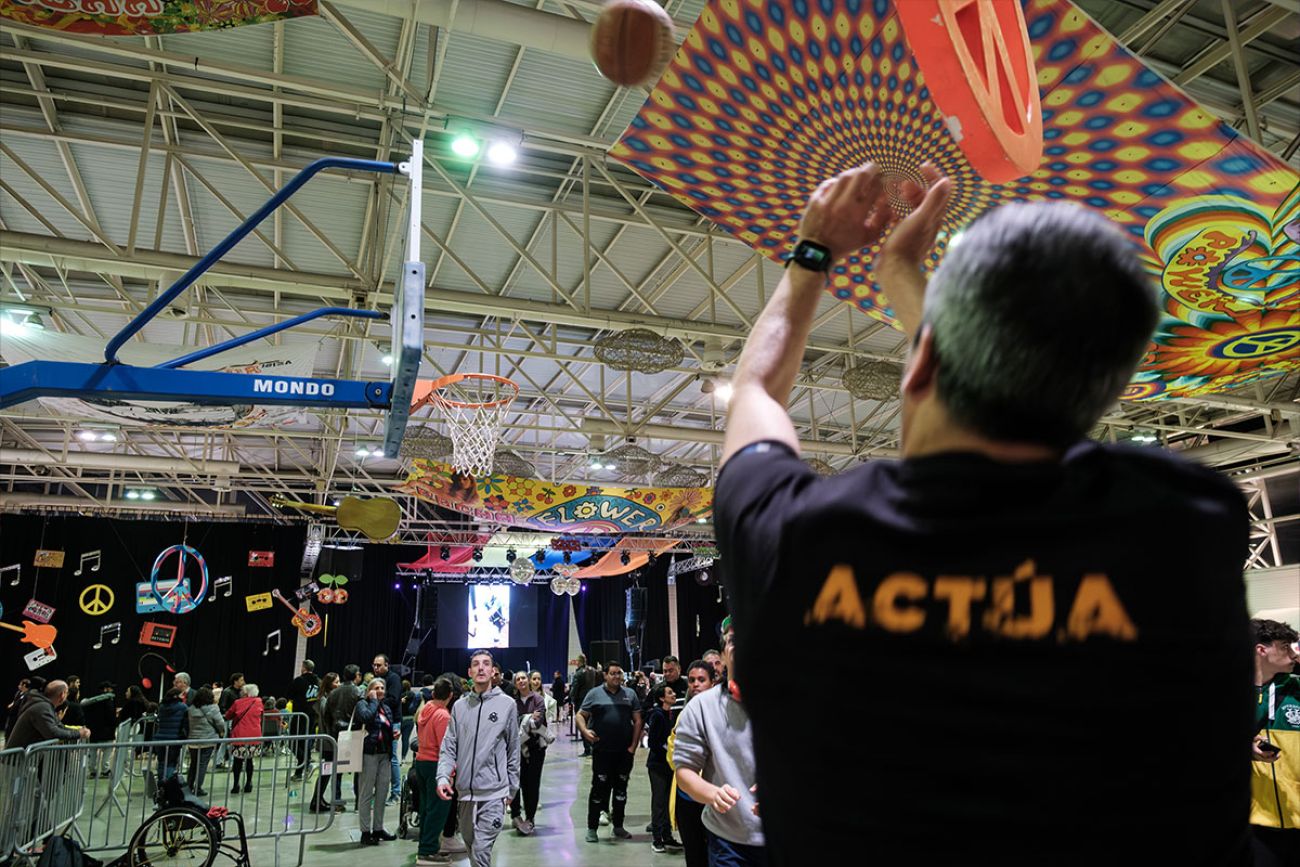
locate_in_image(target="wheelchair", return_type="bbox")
[124,775,250,867]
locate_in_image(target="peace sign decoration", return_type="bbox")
[79,584,115,616]
[150,544,209,614]
[609,0,1300,399]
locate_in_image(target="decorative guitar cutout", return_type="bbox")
[270,495,400,541]
[271,589,322,638]
[1,619,57,650]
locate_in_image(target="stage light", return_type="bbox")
[440,545,451,561]
[472,548,483,562]
[451,133,480,158]
[534,549,546,564]
[620,550,631,566]
[563,550,572,564]
[487,140,517,165]
[506,548,517,563]
[394,582,402,590]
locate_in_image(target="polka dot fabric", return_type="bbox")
[609,0,1299,399]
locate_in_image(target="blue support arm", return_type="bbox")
[104,156,400,364]
[0,361,393,412]
[159,307,384,369]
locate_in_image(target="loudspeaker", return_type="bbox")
[590,640,623,669]
[625,588,647,628]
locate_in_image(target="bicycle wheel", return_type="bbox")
[127,806,219,867]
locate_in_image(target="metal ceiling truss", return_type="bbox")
[0,0,1296,539]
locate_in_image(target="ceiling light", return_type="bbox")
[696,517,708,524]
[332,499,342,506]
[487,141,517,165]
[451,133,480,158]
[140,490,156,501]
[381,354,393,366]
[590,461,602,470]
[77,431,97,442]
[99,432,117,442]
[125,490,140,500]
[714,382,733,402]
[1130,432,1158,444]
[355,447,371,457]
[604,463,617,471]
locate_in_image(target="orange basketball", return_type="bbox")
[590,0,676,88]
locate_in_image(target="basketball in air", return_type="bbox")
[590,0,676,88]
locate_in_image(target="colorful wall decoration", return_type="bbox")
[0,0,317,35]
[609,0,1299,399]
[400,459,713,533]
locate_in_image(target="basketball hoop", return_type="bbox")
[413,373,519,477]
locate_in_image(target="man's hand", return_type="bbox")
[504,796,513,807]
[436,782,455,800]
[627,742,637,755]
[709,783,741,814]
[1252,734,1281,763]
[750,783,759,816]
[873,162,953,337]
[78,726,90,740]
[582,729,599,744]
[795,163,891,264]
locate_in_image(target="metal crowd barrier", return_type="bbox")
[3,738,88,863]
[3,732,336,867]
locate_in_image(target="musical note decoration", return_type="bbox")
[93,622,122,650]
[1,563,19,586]
[209,575,233,602]
[33,550,65,569]
[263,629,282,656]
[74,550,102,576]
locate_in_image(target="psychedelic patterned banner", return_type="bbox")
[400,459,712,534]
[0,0,317,35]
[609,0,1300,399]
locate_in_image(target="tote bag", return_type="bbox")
[334,702,364,774]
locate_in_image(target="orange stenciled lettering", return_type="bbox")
[933,576,986,639]
[983,560,1055,639]
[1065,574,1138,641]
[872,572,926,633]
[1164,267,1205,289]
[804,564,866,628]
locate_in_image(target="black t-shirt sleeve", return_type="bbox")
[715,441,814,636]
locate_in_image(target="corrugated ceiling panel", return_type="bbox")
[435,203,546,291]
[432,33,523,119]
[497,50,619,138]
[0,135,96,241]
[282,12,396,94]
[277,172,370,277]
[159,22,276,73]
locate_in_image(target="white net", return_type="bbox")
[432,376,517,477]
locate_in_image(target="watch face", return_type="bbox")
[795,242,831,271]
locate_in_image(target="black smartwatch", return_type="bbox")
[786,238,833,273]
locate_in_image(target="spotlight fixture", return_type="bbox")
[486,140,517,165]
[563,550,572,564]
[450,133,480,158]
[440,545,451,561]
[505,548,517,563]
[534,549,546,564]
[620,550,631,567]
[472,548,483,562]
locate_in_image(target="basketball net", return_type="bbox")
[429,374,518,477]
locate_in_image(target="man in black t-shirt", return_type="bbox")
[715,162,1252,866]
[288,659,320,778]
[576,661,643,843]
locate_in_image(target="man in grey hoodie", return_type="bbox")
[436,649,520,867]
[672,617,766,866]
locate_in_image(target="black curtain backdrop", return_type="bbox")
[0,514,733,700]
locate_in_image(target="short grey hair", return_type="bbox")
[242,683,260,698]
[922,202,1157,445]
[174,672,191,687]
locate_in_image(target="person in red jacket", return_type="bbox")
[224,682,264,795]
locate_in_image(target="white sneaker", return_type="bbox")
[599,811,610,826]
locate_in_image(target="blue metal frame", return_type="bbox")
[104,157,399,365]
[0,153,425,456]
[0,362,392,411]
